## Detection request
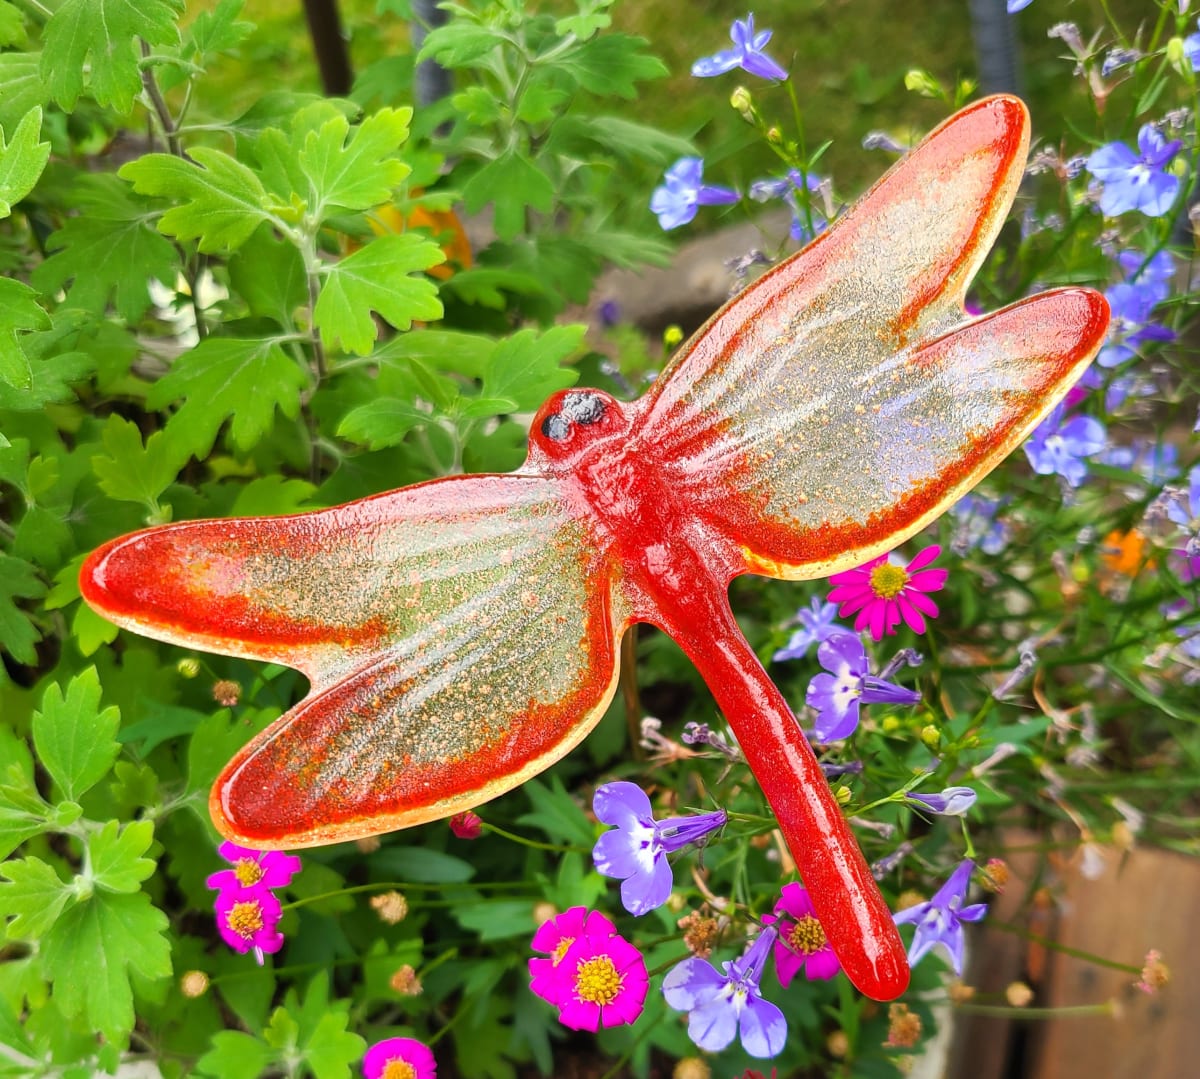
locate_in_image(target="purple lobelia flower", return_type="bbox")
[949,494,1009,556]
[1096,279,1175,368]
[804,633,921,743]
[1116,249,1174,303]
[650,157,740,230]
[592,782,727,915]
[906,786,977,816]
[1023,405,1106,488]
[773,596,844,661]
[893,859,987,975]
[1007,0,1035,11]
[749,170,827,242]
[1086,125,1182,217]
[691,14,788,82]
[662,926,787,1058]
[760,883,840,986]
[1185,19,1200,70]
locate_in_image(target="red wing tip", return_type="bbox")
[847,954,911,1002]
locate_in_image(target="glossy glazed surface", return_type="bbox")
[81,96,1109,1001]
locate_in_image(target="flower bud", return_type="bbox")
[1006,981,1034,1007]
[390,964,423,995]
[532,900,558,926]
[449,810,482,839]
[1167,36,1188,75]
[730,86,754,121]
[212,679,240,707]
[181,970,209,998]
[177,657,201,678]
[920,724,940,748]
[904,68,942,98]
[663,324,684,350]
[766,126,782,144]
[673,1059,711,1079]
[834,785,852,805]
[370,890,409,925]
[827,1029,850,1057]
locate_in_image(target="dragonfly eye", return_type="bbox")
[562,391,606,426]
[540,413,571,441]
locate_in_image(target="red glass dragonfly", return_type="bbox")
[81,96,1109,1001]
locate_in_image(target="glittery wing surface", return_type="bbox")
[80,474,629,847]
[635,95,1109,581]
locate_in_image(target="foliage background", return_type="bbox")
[0,0,1197,1077]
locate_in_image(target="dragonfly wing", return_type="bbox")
[81,475,629,847]
[636,95,1109,579]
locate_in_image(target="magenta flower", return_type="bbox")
[662,927,787,1058]
[529,906,617,1006]
[893,859,987,975]
[362,1036,437,1079]
[592,782,727,915]
[205,841,302,894]
[554,932,649,1031]
[761,883,840,987]
[213,886,285,964]
[826,544,947,640]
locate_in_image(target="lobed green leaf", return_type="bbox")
[30,667,120,802]
[300,107,413,216]
[462,151,555,242]
[0,277,49,391]
[314,234,445,355]
[0,856,74,940]
[86,819,156,895]
[0,106,49,218]
[481,326,583,411]
[40,0,183,113]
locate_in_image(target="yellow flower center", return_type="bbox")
[575,956,622,1005]
[869,562,909,599]
[226,900,264,940]
[233,858,265,887]
[788,915,827,956]
[381,1062,416,1079]
[552,936,574,966]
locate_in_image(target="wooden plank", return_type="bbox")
[1032,843,1197,1079]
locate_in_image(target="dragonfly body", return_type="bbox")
[81,96,1109,1002]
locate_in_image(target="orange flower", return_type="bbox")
[1101,528,1152,578]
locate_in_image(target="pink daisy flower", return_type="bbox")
[362,1036,437,1079]
[761,883,840,987]
[826,544,947,640]
[206,841,302,894]
[529,906,617,1006]
[554,932,648,1031]
[213,886,285,964]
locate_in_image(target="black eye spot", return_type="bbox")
[540,413,570,441]
[563,392,605,426]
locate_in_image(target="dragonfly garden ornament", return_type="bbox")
[81,95,1110,1001]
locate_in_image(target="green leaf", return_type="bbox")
[336,398,432,450]
[300,107,413,215]
[462,151,555,241]
[31,667,120,802]
[0,553,45,666]
[229,475,317,516]
[0,53,48,135]
[41,0,183,113]
[481,326,583,411]
[196,1031,275,1079]
[0,277,49,391]
[32,174,181,321]
[86,820,156,895]
[0,107,49,218]
[147,336,309,458]
[121,147,273,252]
[416,21,503,67]
[41,890,172,1046]
[0,856,74,939]
[547,114,695,165]
[555,33,668,98]
[454,900,538,942]
[314,235,444,355]
[228,227,306,325]
[516,775,594,847]
[185,0,253,60]
[0,770,50,860]
[368,846,476,884]
[0,1,28,48]
[302,1009,366,1079]
[91,414,187,513]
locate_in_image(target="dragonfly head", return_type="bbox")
[529,388,629,463]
